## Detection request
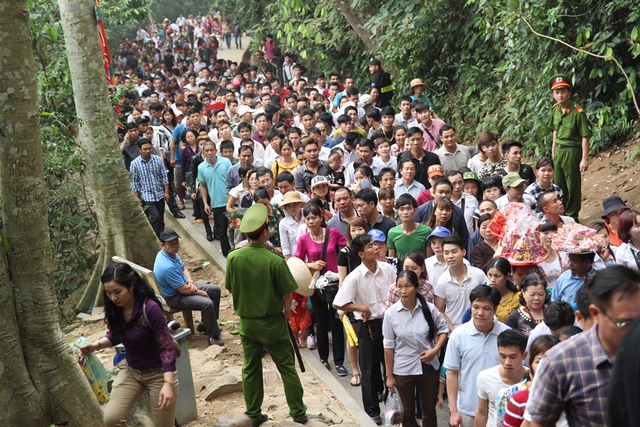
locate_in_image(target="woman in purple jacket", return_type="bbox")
[81,263,178,426]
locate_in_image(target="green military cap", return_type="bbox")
[550,73,572,90]
[239,203,269,235]
[502,172,526,188]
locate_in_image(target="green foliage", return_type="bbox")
[259,0,639,154]
[29,0,99,311]
[208,0,270,31]
[251,0,371,87]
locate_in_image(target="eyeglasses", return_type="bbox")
[599,308,636,329]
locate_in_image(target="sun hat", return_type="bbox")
[279,191,304,208]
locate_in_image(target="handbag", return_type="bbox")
[142,300,182,358]
[308,227,330,291]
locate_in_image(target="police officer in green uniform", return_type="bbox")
[225,204,308,426]
[550,73,592,220]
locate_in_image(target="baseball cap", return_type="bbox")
[368,229,386,243]
[159,229,180,242]
[310,175,329,189]
[369,57,381,66]
[427,164,444,179]
[428,226,451,240]
[359,94,373,108]
[237,105,255,117]
[502,172,526,188]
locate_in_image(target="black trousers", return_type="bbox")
[143,199,165,237]
[212,206,230,256]
[163,159,180,216]
[358,318,385,417]
[310,292,344,366]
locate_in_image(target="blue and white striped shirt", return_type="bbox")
[130,154,168,202]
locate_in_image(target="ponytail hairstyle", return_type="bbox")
[486,257,519,293]
[101,262,161,336]
[397,269,436,341]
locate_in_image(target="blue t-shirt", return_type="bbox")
[154,249,188,298]
[172,124,185,164]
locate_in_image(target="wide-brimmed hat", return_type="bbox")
[601,195,629,218]
[279,191,304,207]
[410,78,426,92]
[286,257,314,297]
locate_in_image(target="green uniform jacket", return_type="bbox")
[225,243,297,318]
[552,104,591,147]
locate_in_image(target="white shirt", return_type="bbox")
[615,242,640,270]
[425,256,470,287]
[477,365,525,427]
[334,143,359,165]
[443,319,511,417]
[452,192,478,236]
[495,194,536,213]
[467,155,486,175]
[333,262,396,320]
[279,211,305,257]
[434,265,487,327]
[383,299,449,375]
[344,157,386,187]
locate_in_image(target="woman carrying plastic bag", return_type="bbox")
[383,270,449,427]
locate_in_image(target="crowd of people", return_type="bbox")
[104,12,640,427]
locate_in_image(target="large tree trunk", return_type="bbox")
[334,0,380,54]
[0,0,104,424]
[58,0,161,312]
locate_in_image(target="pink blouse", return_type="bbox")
[294,228,346,273]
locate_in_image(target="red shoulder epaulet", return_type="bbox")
[574,105,584,113]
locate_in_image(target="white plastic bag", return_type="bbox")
[384,387,404,426]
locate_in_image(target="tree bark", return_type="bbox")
[58,0,161,312]
[334,0,380,54]
[0,0,104,424]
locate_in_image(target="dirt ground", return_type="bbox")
[576,139,640,222]
[66,253,357,427]
[65,137,640,425]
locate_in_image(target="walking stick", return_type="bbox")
[287,323,306,372]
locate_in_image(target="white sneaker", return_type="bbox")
[306,335,316,349]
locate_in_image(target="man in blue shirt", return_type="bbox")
[199,140,232,256]
[552,252,596,304]
[129,138,169,237]
[154,229,223,346]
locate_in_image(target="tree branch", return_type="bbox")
[519,7,640,119]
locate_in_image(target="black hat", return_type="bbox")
[159,229,180,242]
[369,57,381,66]
[601,195,629,218]
[135,116,151,125]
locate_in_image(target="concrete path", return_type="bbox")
[165,204,451,426]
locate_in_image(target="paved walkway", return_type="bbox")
[166,203,450,426]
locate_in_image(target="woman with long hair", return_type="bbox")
[294,203,347,375]
[486,257,521,323]
[506,273,548,336]
[383,270,448,427]
[387,252,435,306]
[502,335,560,427]
[337,216,370,386]
[80,263,178,426]
[426,197,455,234]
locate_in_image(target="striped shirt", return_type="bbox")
[130,154,168,202]
[526,325,612,427]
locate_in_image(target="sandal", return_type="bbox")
[350,373,361,387]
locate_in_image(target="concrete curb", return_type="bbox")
[164,212,379,427]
